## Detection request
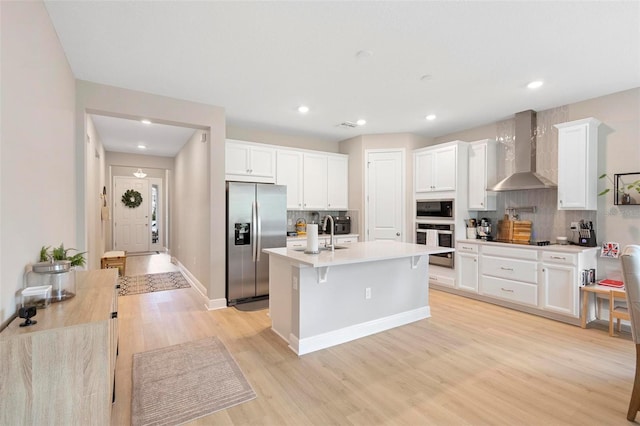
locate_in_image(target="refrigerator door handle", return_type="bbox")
[256,201,262,262]
[252,201,257,262]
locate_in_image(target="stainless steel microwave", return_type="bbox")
[416,199,453,219]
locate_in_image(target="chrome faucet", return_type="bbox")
[323,215,335,251]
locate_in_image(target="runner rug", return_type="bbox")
[131,336,257,426]
[118,272,190,296]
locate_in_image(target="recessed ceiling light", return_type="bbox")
[355,50,373,59]
[298,105,309,114]
[137,144,147,149]
[141,119,152,124]
[527,80,544,89]
[425,114,437,121]
[356,119,367,126]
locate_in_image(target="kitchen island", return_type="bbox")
[262,241,452,355]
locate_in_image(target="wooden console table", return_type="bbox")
[0,269,119,425]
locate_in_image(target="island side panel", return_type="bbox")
[293,255,430,355]
[268,255,294,343]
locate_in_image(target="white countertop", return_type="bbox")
[457,239,600,253]
[263,241,452,268]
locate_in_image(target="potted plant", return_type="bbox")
[39,243,86,267]
[599,174,640,204]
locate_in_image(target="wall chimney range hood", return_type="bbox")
[490,110,557,191]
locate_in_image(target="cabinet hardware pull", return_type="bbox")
[462,246,472,250]
[551,256,566,260]
[500,288,514,293]
[500,267,514,271]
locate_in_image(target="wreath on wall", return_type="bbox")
[121,189,143,208]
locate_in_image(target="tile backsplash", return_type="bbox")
[471,106,596,242]
[287,210,359,234]
[476,190,596,242]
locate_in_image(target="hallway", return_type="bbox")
[123,252,180,276]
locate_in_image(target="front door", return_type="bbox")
[365,150,405,241]
[114,177,150,253]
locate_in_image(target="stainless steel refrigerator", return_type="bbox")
[226,182,286,305]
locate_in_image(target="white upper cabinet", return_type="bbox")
[225,139,276,183]
[555,118,601,210]
[302,153,328,210]
[414,144,457,192]
[468,139,497,211]
[327,155,348,209]
[276,150,304,209]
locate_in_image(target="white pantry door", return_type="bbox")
[114,177,150,253]
[365,150,405,242]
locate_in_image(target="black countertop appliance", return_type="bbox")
[333,216,351,235]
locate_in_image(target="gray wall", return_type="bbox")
[0,1,77,326]
[172,130,210,287]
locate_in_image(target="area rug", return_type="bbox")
[132,336,256,426]
[119,272,190,296]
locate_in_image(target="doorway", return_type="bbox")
[365,149,405,242]
[113,176,151,253]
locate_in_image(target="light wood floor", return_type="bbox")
[112,254,636,425]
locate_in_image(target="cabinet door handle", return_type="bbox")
[396,232,401,236]
[462,246,472,250]
[551,256,566,260]
[500,267,514,271]
[500,288,514,293]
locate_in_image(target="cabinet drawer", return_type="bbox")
[481,276,538,307]
[287,240,307,249]
[457,243,479,253]
[429,273,455,288]
[482,245,538,261]
[541,251,577,265]
[481,255,538,283]
[336,236,358,244]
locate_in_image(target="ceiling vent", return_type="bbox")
[337,121,358,129]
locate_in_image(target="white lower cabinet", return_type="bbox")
[541,263,577,316]
[444,242,599,324]
[481,276,538,307]
[457,243,479,293]
[541,251,579,317]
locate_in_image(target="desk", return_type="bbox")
[581,284,625,328]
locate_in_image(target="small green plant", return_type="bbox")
[598,173,640,196]
[39,243,86,267]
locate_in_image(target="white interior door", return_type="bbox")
[114,177,150,253]
[366,150,405,241]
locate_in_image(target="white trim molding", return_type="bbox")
[175,258,227,310]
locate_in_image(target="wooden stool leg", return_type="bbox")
[628,344,640,421]
[609,295,615,337]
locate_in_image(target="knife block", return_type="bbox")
[578,229,597,247]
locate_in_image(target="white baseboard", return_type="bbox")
[175,259,228,311]
[291,306,431,356]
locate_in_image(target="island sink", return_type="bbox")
[292,245,348,252]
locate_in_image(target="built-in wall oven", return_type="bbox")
[416,223,454,268]
[416,199,453,220]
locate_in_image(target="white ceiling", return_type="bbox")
[90,115,196,157]
[46,1,640,147]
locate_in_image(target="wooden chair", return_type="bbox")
[609,289,630,336]
[621,245,640,421]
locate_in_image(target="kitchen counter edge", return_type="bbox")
[457,239,600,253]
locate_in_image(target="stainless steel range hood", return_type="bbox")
[491,110,557,191]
